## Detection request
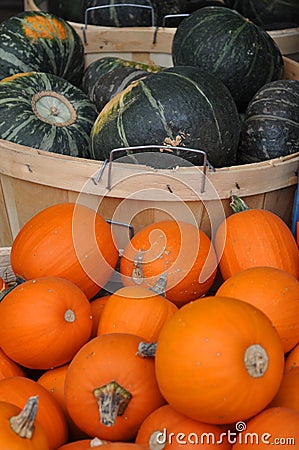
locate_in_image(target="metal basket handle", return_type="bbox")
[162,13,189,27]
[82,4,155,44]
[96,144,213,193]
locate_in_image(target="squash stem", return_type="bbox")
[93,381,132,427]
[9,395,38,439]
[230,195,250,213]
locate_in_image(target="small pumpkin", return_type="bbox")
[135,404,232,449]
[0,376,68,450]
[172,6,284,111]
[232,406,299,449]
[216,266,299,353]
[0,348,25,381]
[10,203,119,299]
[65,333,165,441]
[285,344,299,372]
[37,365,89,441]
[154,296,285,424]
[0,396,49,450]
[0,11,84,86]
[214,195,299,280]
[0,71,97,158]
[120,220,218,307]
[269,366,299,413]
[0,276,92,370]
[97,285,178,341]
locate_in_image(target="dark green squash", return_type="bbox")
[237,79,299,163]
[0,11,84,87]
[224,0,299,30]
[90,65,240,168]
[0,71,97,157]
[172,6,284,112]
[48,0,85,23]
[82,56,161,112]
[83,0,154,27]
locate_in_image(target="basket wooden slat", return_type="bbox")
[0,247,15,285]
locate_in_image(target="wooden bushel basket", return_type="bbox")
[0,2,298,248]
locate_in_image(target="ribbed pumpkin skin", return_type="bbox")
[10,203,119,300]
[0,72,97,157]
[90,66,240,168]
[83,0,154,27]
[0,11,84,86]
[237,80,299,163]
[172,6,284,111]
[225,0,299,30]
[214,209,299,280]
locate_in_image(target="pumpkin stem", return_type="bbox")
[230,195,250,213]
[64,309,76,322]
[150,273,167,296]
[132,250,145,285]
[149,430,167,450]
[90,437,108,447]
[137,342,157,358]
[244,344,268,378]
[9,395,38,439]
[93,381,132,427]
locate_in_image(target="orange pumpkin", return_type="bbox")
[232,406,299,449]
[135,404,232,449]
[10,203,119,299]
[216,266,299,353]
[285,344,299,372]
[155,296,284,424]
[269,366,299,413]
[120,220,218,307]
[90,295,110,338]
[214,196,299,280]
[97,286,178,342]
[0,397,49,449]
[0,376,68,449]
[65,333,165,441]
[37,365,88,441]
[0,276,92,369]
[0,347,25,380]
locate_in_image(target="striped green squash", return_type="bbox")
[90,66,240,168]
[237,79,299,163]
[172,6,284,112]
[0,72,97,157]
[225,0,299,30]
[82,56,161,112]
[0,11,84,87]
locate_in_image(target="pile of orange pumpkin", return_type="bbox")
[0,198,298,449]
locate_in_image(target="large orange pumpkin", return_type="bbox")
[97,285,178,341]
[0,276,93,369]
[65,333,165,441]
[269,366,299,413]
[0,397,49,450]
[135,404,232,449]
[0,376,68,449]
[0,347,25,380]
[214,196,299,280]
[10,203,119,299]
[120,220,218,307]
[232,407,299,449]
[155,296,284,424]
[216,266,299,353]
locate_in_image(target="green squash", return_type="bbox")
[82,57,161,112]
[0,72,97,158]
[172,6,284,112]
[90,65,240,168]
[0,11,84,87]
[48,0,85,23]
[224,0,299,30]
[83,0,154,27]
[237,79,299,163]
